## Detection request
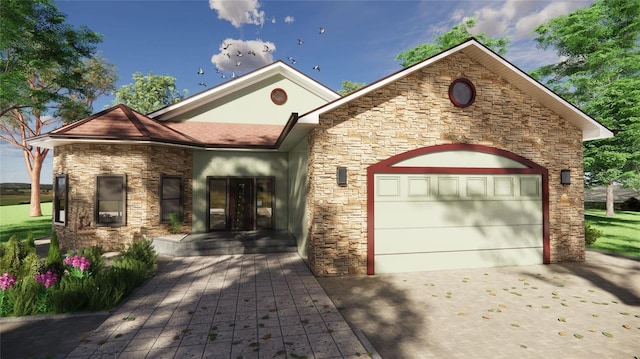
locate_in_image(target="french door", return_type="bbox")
[208,177,274,231]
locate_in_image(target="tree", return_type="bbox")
[395,16,510,67]
[112,72,187,114]
[0,0,118,217]
[338,80,366,96]
[532,0,640,216]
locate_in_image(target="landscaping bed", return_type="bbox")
[0,232,157,317]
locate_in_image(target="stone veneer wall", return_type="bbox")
[53,143,193,251]
[306,52,585,276]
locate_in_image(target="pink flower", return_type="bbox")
[65,255,91,271]
[0,273,16,291]
[35,271,58,288]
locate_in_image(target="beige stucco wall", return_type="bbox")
[306,52,585,276]
[168,76,329,125]
[191,150,289,233]
[287,136,310,259]
[53,144,193,252]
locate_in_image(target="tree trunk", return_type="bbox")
[23,146,46,217]
[29,162,43,217]
[605,181,615,217]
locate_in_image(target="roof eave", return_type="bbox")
[26,135,206,150]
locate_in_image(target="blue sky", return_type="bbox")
[1,0,595,184]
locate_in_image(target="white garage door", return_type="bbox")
[374,173,543,273]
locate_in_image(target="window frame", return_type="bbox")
[159,175,184,224]
[53,174,68,226]
[95,174,127,227]
[448,78,476,108]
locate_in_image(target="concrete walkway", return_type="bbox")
[319,250,640,358]
[64,253,372,358]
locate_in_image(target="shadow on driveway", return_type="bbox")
[318,275,431,358]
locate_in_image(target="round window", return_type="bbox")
[448,78,476,108]
[270,88,287,105]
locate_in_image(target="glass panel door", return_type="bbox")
[207,177,274,231]
[256,178,274,229]
[229,178,254,231]
[209,178,227,230]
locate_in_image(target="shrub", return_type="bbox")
[169,212,183,234]
[0,236,41,281]
[585,224,603,245]
[49,276,91,313]
[120,238,157,271]
[620,197,640,212]
[7,277,41,316]
[87,259,147,311]
[0,235,157,317]
[45,232,64,277]
[66,246,104,274]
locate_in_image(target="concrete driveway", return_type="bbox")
[318,250,640,358]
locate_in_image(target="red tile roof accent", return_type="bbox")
[165,122,283,147]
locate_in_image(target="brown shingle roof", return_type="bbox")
[52,104,200,146]
[47,104,284,148]
[165,122,283,148]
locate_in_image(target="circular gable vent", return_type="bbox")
[270,88,287,105]
[449,78,476,108]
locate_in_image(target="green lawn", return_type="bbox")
[585,209,640,258]
[0,203,52,242]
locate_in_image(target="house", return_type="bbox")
[30,39,612,276]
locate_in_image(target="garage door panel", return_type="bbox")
[375,175,541,202]
[372,171,544,274]
[375,247,544,273]
[375,225,543,254]
[375,200,542,229]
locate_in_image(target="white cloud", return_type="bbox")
[211,38,276,73]
[470,1,593,40]
[284,16,294,24]
[209,0,265,28]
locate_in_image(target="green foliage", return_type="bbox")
[0,235,157,316]
[584,224,602,245]
[169,212,183,234]
[338,80,366,96]
[45,231,63,274]
[1,0,103,116]
[532,0,640,213]
[66,245,105,274]
[49,276,90,313]
[395,16,510,67]
[112,258,148,286]
[120,238,158,271]
[0,0,117,213]
[112,72,188,114]
[0,236,41,281]
[6,277,41,316]
[621,197,640,211]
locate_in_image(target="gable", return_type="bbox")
[299,39,612,142]
[150,61,339,127]
[164,74,329,126]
